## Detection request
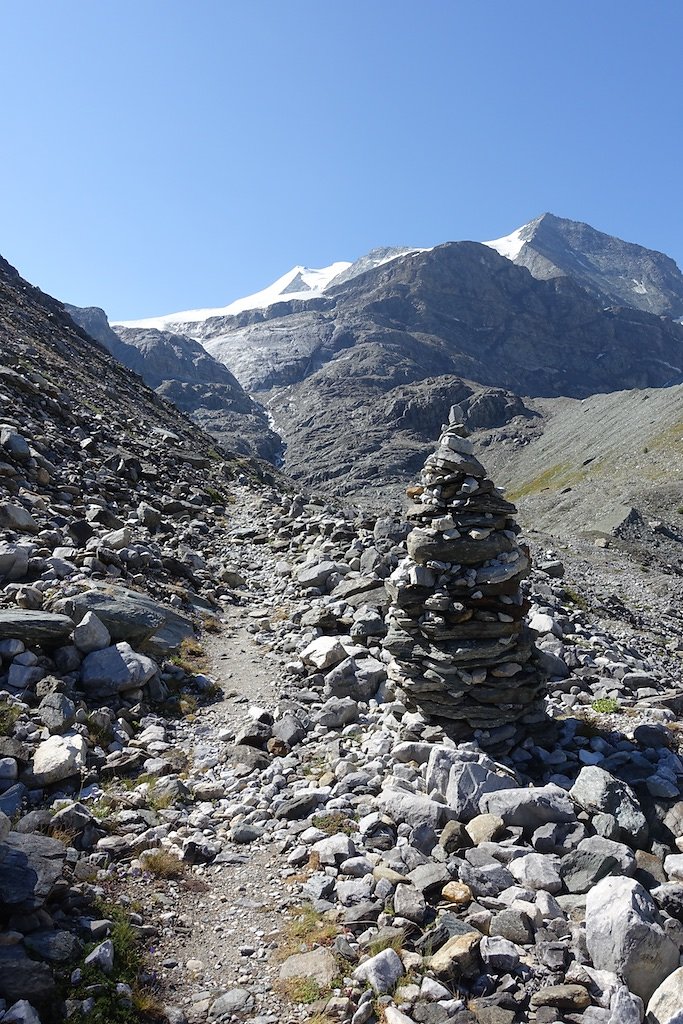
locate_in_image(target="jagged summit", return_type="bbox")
[485,212,683,317]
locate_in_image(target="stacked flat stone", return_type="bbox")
[383,406,546,746]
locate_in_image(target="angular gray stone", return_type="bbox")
[208,989,254,1018]
[0,832,66,911]
[394,882,427,923]
[0,504,38,533]
[646,966,683,1024]
[480,784,576,830]
[84,939,115,974]
[446,760,518,821]
[0,610,74,643]
[353,947,404,994]
[376,788,457,830]
[570,766,648,848]
[38,692,76,734]
[80,641,157,696]
[31,732,87,785]
[279,946,339,986]
[72,611,111,653]
[585,876,679,1003]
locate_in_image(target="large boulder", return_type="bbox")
[0,832,66,911]
[585,877,679,1003]
[0,611,74,644]
[80,642,158,696]
[480,784,576,831]
[52,585,193,656]
[31,733,87,785]
[570,766,648,848]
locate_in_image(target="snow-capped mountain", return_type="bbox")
[114,248,430,333]
[485,213,683,318]
[114,262,351,332]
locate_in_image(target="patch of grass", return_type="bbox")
[87,713,114,747]
[312,812,356,836]
[49,826,80,846]
[591,697,620,714]
[278,977,322,1004]
[507,459,602,502]
[200,614,221,634]
[278,903,340,958]
[368,932,404,957]
[142,849,186,879]
[169,636,208,674]
[178,693,199,718]
[204,486,225,504]
[145,781,175,811]
[65,901,163,1024]
[0,700,21,736]
[561,585,589,612]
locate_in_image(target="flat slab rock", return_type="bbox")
[0,610,74,643]
[279,947,339,986]
[0,832,66,911]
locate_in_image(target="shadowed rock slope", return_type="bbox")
[66,304,283,463]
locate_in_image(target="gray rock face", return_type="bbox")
[165,234,683,494]
[0,610,74,643]
[66,305,282,462]
[497,212,683,319]
[585,877,679,1003]
[80,642,158,695]
[570,766,648,848]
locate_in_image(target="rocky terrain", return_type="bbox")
[64,306,282,465]
[2,249,683,1024]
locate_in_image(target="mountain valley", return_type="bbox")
[1,217,683,1024]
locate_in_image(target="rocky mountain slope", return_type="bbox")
[65,305,282,463]
[108,218,683,503]
[486,213,683,319]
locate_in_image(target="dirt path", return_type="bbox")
[130,599,316,1024]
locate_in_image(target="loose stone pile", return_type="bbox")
[383,409,546,748]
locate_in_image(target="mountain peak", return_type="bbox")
[484,213,683,317]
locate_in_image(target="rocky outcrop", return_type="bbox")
[66,305,283,462]
[495,212,683,320]
[382,408,546,747]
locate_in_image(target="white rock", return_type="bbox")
[32,732,87,785]
[646,966,683,1023]
[585,876,679,1003]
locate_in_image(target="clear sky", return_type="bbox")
[1,1,681,320]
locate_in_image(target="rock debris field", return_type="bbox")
[2,276,683,1024]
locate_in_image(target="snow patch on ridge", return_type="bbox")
[114,261,352,331]
[482,225,528,261]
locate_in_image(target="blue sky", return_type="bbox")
[1,2,681,320]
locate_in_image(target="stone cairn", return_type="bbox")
[382,406,547,750]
